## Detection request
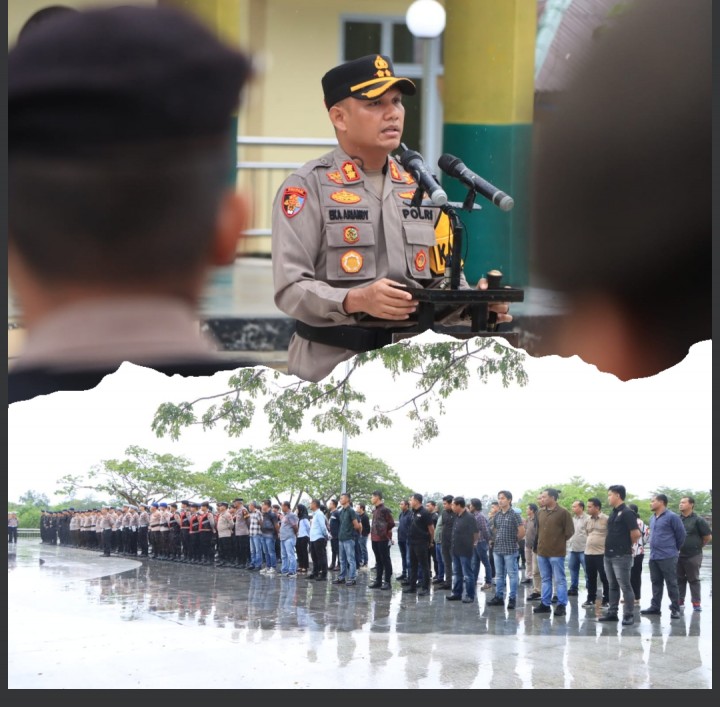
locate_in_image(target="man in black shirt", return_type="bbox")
[403,493,435,596]
[599,485,641,626]
[439,495,456,590]
[446,497,479,603]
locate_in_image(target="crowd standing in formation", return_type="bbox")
[33,487,710,619]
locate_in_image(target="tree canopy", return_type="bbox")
[151,337,529,448]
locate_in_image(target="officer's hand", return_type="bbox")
[343,278,418,320]
[476,278,513,324]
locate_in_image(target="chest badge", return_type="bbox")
[398,190,416,200]
[340,250,364,273]
[327,171,343,185]
[414,250,427,271]
[343,226,360,244]
[282,186,307,218]
[331,190,362,204]
[403,172,416,185]
[341,161,361,182]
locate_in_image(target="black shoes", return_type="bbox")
[331,578,345,585]
[315,574,327,581]
[551,595,559,603]
[640,607,661,615]
[440,582,452,590]
[486,596,505,607]
[533,603,552,614]
[567,588,578,596]
[554,605,566,617]
[345,579,357,586]
[598,613,619,622]
[417,588,430,596]
[621,614,635,626]
[670,610,681,619]
[507,599,516,610]
[402,587,417,594]
[527,592,541,601]
[380,582,391,590]
[446,594,462,601]
[462,597,474,604]
[368,582,382,589]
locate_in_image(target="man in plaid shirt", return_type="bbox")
[486,491,525,610]
[246,501,265,571]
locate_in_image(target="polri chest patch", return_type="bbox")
[330,190,362,204]
[340,250,364,273]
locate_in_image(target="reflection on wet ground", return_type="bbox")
[8,542,712,689]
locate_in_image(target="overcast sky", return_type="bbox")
[8,333,711,505]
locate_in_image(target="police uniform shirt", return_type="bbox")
[272,146,469,382]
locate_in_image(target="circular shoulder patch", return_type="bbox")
[343,226,359,244]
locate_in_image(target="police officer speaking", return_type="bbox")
[271,54,512,382]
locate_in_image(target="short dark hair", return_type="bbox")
[426,500,436,508]
[628,503,639,514]
[574,500,585,510]
[341,493,351,502]
[544,488,559,500]
[371,489,383,499]
[682,496,695,506]
[587,497,602,510]
[527,503,538,513]
[412,493,423,504]
[653,494,669,506]
[498,490,513,502]
[452,496,466,508]
[442,494,454,503]
[469,498,482,510]
[608,485,626,500]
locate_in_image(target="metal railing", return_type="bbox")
[236,136,337,246]
[17,528,40,537]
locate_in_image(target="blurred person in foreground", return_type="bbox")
[8,5,256,404]
[532,0,710,380]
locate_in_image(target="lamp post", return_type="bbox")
[405,0,446,171]
[340,360,350,495]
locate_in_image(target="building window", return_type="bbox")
[341,15,443,155]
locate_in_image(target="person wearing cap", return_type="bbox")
[98,507,114,557]
[215,502,234,567]
[137,504,150,558]
[69,509,81,548]
[187,503,201,563]
[271,54,512,382]
[156,502,172,560]
[149,503,163,559]
[197,502,217,564]
[166,503,182,561]
[232,498,251,569]
[178,501,192,562]
[7,5,258,404]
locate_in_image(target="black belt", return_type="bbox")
[295,321,401,353]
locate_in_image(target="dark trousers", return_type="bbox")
[398,540,409,577]
[199,531,213,561]
[234,535,251,565]
[372,539,393,584]
[310,538,328,577]
[296,536,310,570]
[677,553,703,605]
[181,529,191,559]
[190,532,201,560]
[631,553,644,600]
[168,530,181,558]
[218,536,233,562]
[330,537,339,569]
[8,527,17,543]
[123,527,133,554]
[408,541,431,590]
[138,526,149,556]
[102,528,112,556]
[585,553,609,602]
[441,543,453,584]
[649,556,681,611]
[429,542,438,576]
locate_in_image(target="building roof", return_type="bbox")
[535,0,629,92]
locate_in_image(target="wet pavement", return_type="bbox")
[8,541,712,689]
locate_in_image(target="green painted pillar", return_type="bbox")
[443,0,536,286]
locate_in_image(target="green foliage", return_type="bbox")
[191,440,413,508]
[17,490,49,508]
[56,445,197,506]
[152,338,528,447]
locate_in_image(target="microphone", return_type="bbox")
[438,153,515,212]
[398,144,448,206]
